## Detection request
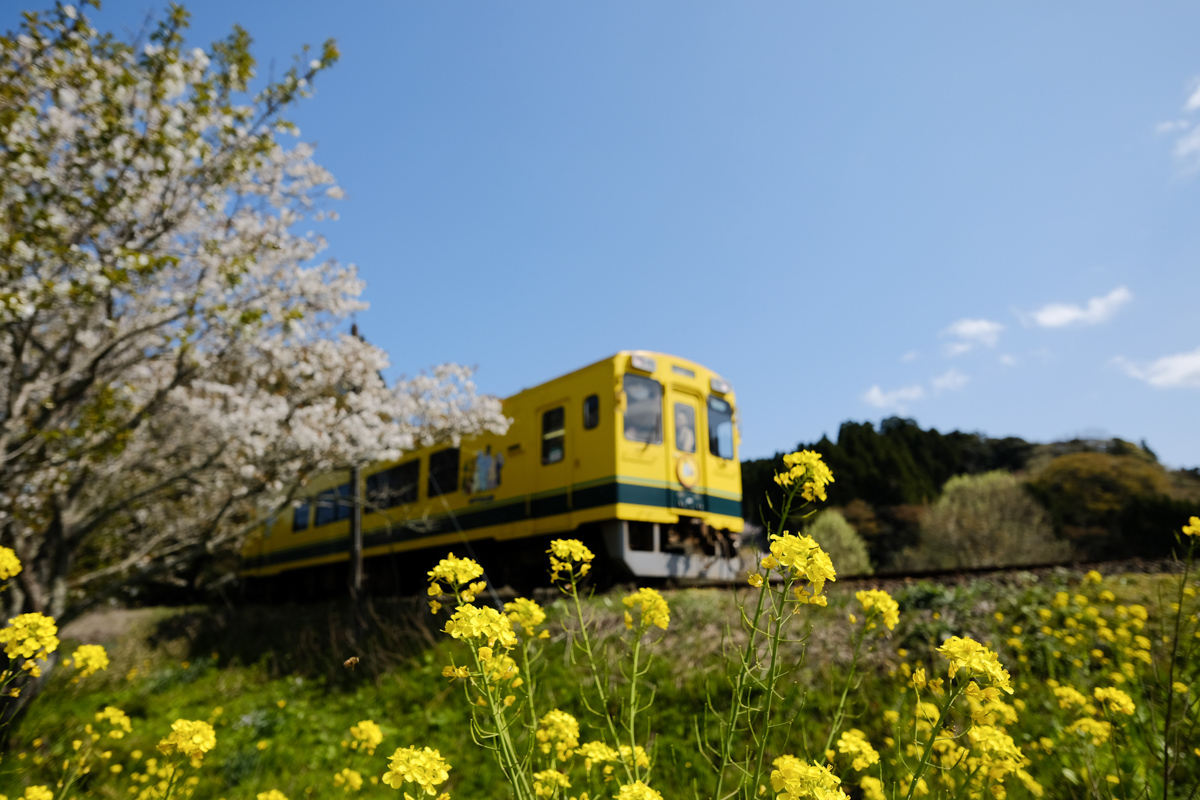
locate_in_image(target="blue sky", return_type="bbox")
[14,2,1200,466]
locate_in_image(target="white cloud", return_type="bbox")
[1157,120,1190,134]
[1115,346,1200,389]
[1029,286,1132,328]
[932,369,969,394]
[940,318,1003,355]
[900,350,919,363]
[999,354,1017,366]
[1187,81,1200,112]
[862,384,924,412]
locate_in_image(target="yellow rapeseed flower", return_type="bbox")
[0,547,22,581]
[937,636,1013,694]
[860,776,886,800]
[836,729,879,771]
[536,709,580,762]
[615,782,663,800]
[576,741,620,772]
[533,769,571,797]
[1173,682,1189,694]
[96,707,132,738]
[0,613,58,662]
[156,719,216,767]
[349,720,383,755]
[257,791,288,800]
[548,538,594,582]
[768,532,837,606]
[504,597,547,638]
[1182,516,1199,537]
[72,644,109,678]
[770,755,849,800]
[381,746,451,796]
[622,587,670,631]
[1067,717,1111,746]
[19,787,52,800]
[855,590,899,631]
[773,450,835,503]
[333,768,363,792]
[1093,686,1136,716]
[427,554,484,587]
[444,604,517,648]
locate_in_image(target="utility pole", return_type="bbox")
[349,464,363,600]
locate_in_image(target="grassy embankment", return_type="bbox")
[5,566,1195,800]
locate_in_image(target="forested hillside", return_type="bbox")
[742,417,1200,570]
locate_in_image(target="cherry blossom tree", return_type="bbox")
[0,3,507,625]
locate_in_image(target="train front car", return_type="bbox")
[598,351,744,581]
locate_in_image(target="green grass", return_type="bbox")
[4,566,1193,800]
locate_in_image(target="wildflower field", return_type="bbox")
[2,454,1198,800]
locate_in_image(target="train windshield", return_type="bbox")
[708,395,734,459]
[623,374,662,444]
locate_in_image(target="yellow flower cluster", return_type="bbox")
[1183,516,1200,537]
[428,553,485,587]
[576,741,620,772]
[19,787,52,800]
[536,709,579,762]
[772,450,835,502]
[533,768,570,797]
[548,538,594,583]
[381,746,451,796]
[257,791,289,800]
[1067,717,1112,746]
[504,597,548,638]
[156,719,216,767]
[765,533,836,606]
[622,587,670,631]
[349,720,383,755]
[96,706,132,738]
[0,546,22,580]
[770,755,849,800]
[0,612,59,662]
[333,767,363,792]
[854,590,899,631]
[835,729,879,772]
[1093,686,1136,716]
[615,782,663,800]
[443,604,517,648]
[937,636,1013,694]
[72,644,109,677]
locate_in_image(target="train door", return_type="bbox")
[532,400,573,533]
[668,390,707,513]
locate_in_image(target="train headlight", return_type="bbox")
[710,377,731,394]
[630,353,657,373]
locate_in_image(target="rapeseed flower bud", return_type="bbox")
[622,588,670,631]
[773,450,835,503]
[855,590,899,631]
[536,709,579,761]
[615,782,662,800]
[937,636,1013,694]
[504,597,546,638]
[382,746,451,796]
[836,729,879,771]
[156,719,216,767]
[349,720,383,755]
[769,755,849,800]
[444,604,517,648]
[72,644,109,678]
[0,547,22,580]
[0,613,58,662]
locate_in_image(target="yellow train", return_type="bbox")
[239,351,744,597]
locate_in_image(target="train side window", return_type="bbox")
[623,374,662,444]
[582,395,599,430]
[366,460,419,510]
[708,395,735,459]
[292,499,310,532]
[542,407,565,464]
[428,448,460,497]
[314,486,340,527]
